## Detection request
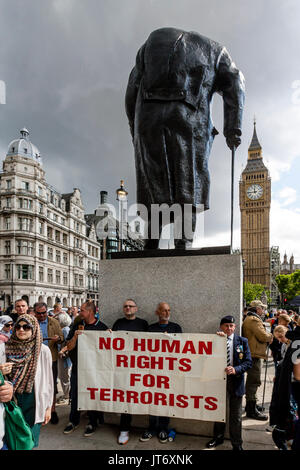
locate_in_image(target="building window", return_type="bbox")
[63,252,68,264]
[53,214,57,222]
[4,240,11,255]
[61,218,65,226]
[39,244,44,258]
[4,264,11,279]
[79,275,83,287]
[39,203,43,214]
[38,187,43,196]
[18,217,32,231]
[5,218,11,230]
[55,230,60,243]
[47,227,53,239]
[63,272,68,286]
[17,264,33,280]
[74,274,78,286]
[47,269,53,283]
[17,240,34,256]
[18,198,32,209]
[6,180,11,189]
[47,247,53,260]
[56,270,61,284]
[39,266,44,282]
[63,233,67,245]
[5,197,12,208]
[74,237,81,249]
[39,222,44,235]
[56,250,61,263]
[21,181,30,191]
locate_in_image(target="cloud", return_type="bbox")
[270,200,300,259]
[277,187,297,206]
[0,0,300,263]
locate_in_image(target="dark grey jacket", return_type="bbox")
[126,28,245,209]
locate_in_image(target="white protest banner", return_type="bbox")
[78,331,227,422]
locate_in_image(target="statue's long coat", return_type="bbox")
[125,27,245,211]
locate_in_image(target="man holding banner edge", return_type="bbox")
[206,315,252,451]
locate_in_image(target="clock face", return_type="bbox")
[246,184,263,200]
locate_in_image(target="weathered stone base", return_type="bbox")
[99,251,243,436]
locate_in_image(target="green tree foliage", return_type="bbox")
[243,281,271,305]
[276,270,300,300]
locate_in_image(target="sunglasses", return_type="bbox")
[16,324,32,331]
[4,323,13,327]
[35,311,47,315]
[123,305,136,308]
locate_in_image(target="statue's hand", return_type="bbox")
[226,134,241,150]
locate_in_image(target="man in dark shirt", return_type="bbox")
[63,301,108,437]
[140,302,182,443]
[112,299,148,444]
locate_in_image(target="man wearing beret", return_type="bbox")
[206,315,252,450]
[242,300,273,420]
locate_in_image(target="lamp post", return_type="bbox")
[242,259,246,308]
[9,259,14,306]
[116,180,128,251]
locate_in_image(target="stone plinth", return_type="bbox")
[99,251,242,436]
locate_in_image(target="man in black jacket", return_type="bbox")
[206,315,252,451]
[140,302,182,443]
[125,27,245,249]
[63,301,108,437]
[112,299,148,444]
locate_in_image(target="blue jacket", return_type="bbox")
[229,334,252,397]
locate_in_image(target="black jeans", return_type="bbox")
[149,415,169,434]
[213,377,243,447]
[69,368,103,426]
[120,413,132,432]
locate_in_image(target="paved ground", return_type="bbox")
[37,358,279,451]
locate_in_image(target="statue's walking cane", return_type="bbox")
[261,345,270,412]
[230,146,236,253]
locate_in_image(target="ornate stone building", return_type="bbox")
[239,122,271,289]
[281,253,300,274]
[0,128,100,309]
[85,189,144,259]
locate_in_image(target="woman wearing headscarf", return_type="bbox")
[0,316,14,343]
[5,314,53,448]
[56,312,72,404]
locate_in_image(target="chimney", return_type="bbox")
[100,191,108,204]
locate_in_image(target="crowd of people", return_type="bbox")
[0,296,299,451]
[241,301,300,450]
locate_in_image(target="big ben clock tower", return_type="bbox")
[239,121,271,289]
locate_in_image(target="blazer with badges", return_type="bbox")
[229,334,252,397]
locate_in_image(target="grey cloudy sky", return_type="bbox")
[1,0,300,257]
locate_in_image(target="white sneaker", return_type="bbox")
[118,431,129,445]
[265,424,275,432]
